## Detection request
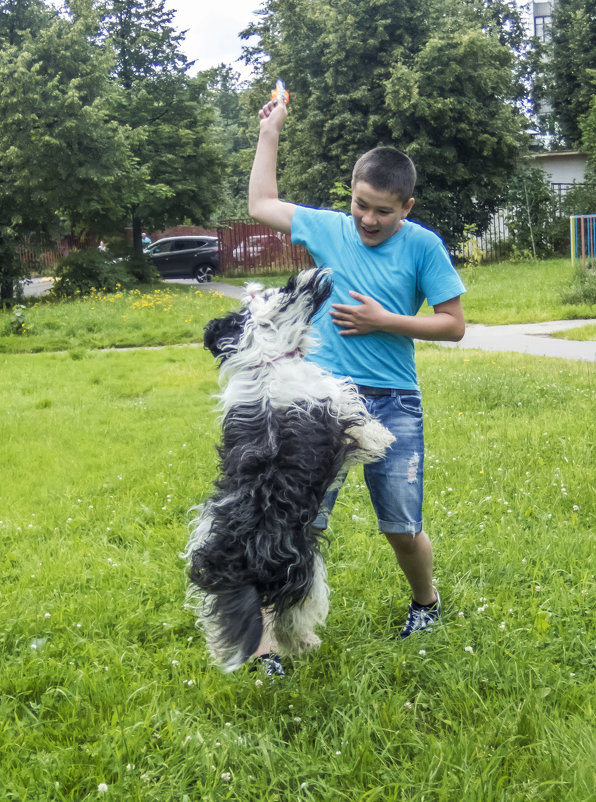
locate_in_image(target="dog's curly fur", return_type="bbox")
[183,268,394,672]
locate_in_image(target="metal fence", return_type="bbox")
[17,234,97,271]
[217,220,313,275]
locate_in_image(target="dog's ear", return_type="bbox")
[203,312,246,360]
[281,268,333,315]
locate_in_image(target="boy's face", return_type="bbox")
[351,181,415,247]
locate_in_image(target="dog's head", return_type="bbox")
[204,268,333,364]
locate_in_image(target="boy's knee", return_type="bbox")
[384,529,422,554]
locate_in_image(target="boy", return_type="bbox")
[248,98,465,672]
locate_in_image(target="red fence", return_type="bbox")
[17,234,98,272]
[217,220,313,275]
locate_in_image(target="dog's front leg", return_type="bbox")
[273,552,330,655]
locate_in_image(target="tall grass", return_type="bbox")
[1,338,594,800]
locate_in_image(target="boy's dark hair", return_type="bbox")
[352,147,416,204]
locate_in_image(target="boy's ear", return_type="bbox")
[402,197,415,218]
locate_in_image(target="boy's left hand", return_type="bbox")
[330,291,389,335]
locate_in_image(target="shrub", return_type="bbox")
[505,167,561,258]
[560,266,596,305]
[52,246,158,298]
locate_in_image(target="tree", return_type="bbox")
[550,0,596,147]
[0,8,131,301]
[241,0,526,249]
[97,0,224,252]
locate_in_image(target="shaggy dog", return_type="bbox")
[183,268,394,672]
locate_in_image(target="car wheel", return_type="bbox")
[194,264,213,283]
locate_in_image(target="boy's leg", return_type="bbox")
[384,529,437,606]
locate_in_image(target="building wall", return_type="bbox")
[532,151,588,184]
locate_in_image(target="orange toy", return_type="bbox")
[271,79,290,105]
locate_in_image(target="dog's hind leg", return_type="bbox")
[273,552,330,655]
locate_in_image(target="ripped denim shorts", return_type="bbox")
[313,390,424,535]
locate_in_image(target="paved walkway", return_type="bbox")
[21,277,596,363]
[203,282,596,363]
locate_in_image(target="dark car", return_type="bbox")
[145,236,219,283]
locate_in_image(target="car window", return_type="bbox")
[172,240,195,251]
[151,241,173,254]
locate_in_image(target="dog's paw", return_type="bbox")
[346,419,395,463]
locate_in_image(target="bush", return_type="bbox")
[561,266,596,305]
[505,166,562,258]
[52,247,158,298]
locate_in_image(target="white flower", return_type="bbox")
[293,716,302,723]
[458,611,465,618]
[499,622,506,630]
[418,649,426,656]
[220,772,232,782]
[404,701,413,709]
[255,679,263,687]
[336,750,341,755]
[97,783,109,794]
[464,646,474,653]
[171,660,179,666]
[44,612,51,619]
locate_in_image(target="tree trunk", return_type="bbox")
[131,213,143,256]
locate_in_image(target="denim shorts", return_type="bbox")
[313,390,424,535]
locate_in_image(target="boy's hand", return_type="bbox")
[330,291,390,335]
[258,99,288,134]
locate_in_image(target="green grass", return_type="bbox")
[221,258,595,325]
[0,285,236,354]
[1,336,595,800]
[550,323,596,341]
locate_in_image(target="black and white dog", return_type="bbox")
[184,268,394,672]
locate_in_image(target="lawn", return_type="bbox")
[0,275,594,800]
[222,257,595,326]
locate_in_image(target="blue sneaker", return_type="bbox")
[250,653,285,679]
[400,588,441,639]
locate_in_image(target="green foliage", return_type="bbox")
[504,166,562,258]
[549,0,596,147]
[242,0,526,250]
[561,266,596,305]
[561,167,596,215]
[100,0,225,248]
[52,249,141,298]
[7,303,27,334]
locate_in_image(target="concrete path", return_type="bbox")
[20,276,596,363]
[434,319,595,363]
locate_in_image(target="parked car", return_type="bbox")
[230,233,286,268]
[145,236,219,283]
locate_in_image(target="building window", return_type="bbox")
[534,15,552,42]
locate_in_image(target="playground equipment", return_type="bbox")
[570,214,595,270]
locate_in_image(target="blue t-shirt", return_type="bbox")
[291,205,466,390]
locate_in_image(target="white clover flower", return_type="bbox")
[458,611,465,618]
[464,646,474,653]
[97,783,109,793]
[44,612,51,619]
[220,772,232,782]
[499,622,506,630]
[418,649,426,656]
[255,679,263,687]
[404,701,413,709]
[293,716,302,723]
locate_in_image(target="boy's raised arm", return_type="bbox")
[248,100,297,235]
